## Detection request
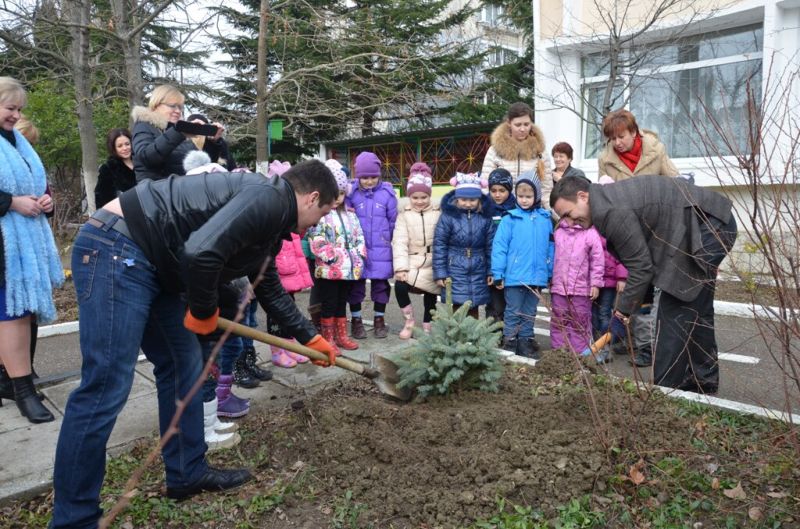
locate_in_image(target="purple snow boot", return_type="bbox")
[216,374,250,418]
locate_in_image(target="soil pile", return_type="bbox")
[254,353,693,528]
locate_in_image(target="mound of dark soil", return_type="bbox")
[247,355,692,528]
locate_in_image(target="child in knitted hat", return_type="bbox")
[392,162,441,338]
[486,167,517,323]
[346,151,398,339]
[432,172,495,318]
[491,171,554,358]
[306,159,367,356]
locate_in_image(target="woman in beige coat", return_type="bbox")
[392,163,441,339]
[480,102,553,207]
[597,109,678,181]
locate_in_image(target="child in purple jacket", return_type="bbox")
[346,151,398,339]
[550,219,604,354]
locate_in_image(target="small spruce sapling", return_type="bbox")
[395,299,504,398]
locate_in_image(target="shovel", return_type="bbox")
[217,317,412,402]
[580,331,611,358]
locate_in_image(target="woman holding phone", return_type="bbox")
[131,84,222,182]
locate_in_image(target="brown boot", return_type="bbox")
[308,304,322,333]
[334,317,359,350]
[373,316,388,339]
[350,316,367,339]
[320,318,342,357]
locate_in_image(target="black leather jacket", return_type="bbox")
[119,172,316,343]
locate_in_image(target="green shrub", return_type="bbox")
[395,301,503,398]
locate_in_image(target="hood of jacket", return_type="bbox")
[557,218,589,234]
[131,105,169,131]
[440,190,493,219]
[489,121,546,162]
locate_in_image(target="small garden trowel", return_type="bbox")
[217,317,412,402]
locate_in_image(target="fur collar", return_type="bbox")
[131,105,170,131]
[489,121,546,161]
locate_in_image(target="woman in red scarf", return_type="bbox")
[597,109,678,181]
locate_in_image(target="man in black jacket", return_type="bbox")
[51,160,339,529]
[550,175,737,394]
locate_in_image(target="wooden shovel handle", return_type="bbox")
[217,317,366,375]
[590,332,612,354]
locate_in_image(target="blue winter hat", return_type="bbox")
[488,168,513,192]
[515,170,542,205]
[450,172,487,199]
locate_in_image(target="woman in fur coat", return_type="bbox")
[130,84,208,182]
[480,101,553,207]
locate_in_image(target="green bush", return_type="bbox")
[395,301,503,398]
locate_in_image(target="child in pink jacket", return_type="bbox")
[268,233,314,368]
[550,219,604,353]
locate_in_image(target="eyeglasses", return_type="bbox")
[160,102,184,112]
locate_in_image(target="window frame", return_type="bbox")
[579,26,763,161]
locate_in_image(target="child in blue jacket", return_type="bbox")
[491,173,554,358]
[433,172,496,319]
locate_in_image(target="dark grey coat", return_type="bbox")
[589,175,733,314]
[130,106,196,182]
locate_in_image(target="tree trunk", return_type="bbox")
[111,0,145,108]
[66,0,99,213]
[255,0,269,165]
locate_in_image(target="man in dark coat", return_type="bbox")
[51,160,339,529]
[550,175,737,394]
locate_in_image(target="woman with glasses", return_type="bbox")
[131,84,201,182]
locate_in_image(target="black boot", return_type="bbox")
[233,352,260,389]
[502,337,518,353]
[516,338,541,360]
[12,374,54,423]
[243,346,273,381]
[166,466,253,501]
[0,366,14,402]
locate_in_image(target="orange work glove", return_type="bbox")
[184,308,220,335]
[305,334,336,367]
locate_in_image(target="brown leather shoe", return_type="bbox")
[373,316,388,339]
[350,316,367,339]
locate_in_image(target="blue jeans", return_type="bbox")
[240,299,259,349]
[591,287,617,339]
[51,224,208,529]
[503,286,539,339]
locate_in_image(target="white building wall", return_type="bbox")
[532,0,800,186]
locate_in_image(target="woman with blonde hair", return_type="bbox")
[480,101,553,207]
[131,84,206,181]
[0,77,64,423]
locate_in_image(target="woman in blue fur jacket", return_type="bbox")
[432,173,496,318]
[0,77,64,424]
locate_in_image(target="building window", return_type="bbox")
[486,46,518,67]
[581,24,763,159]
[481,4,505,26]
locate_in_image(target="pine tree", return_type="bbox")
[211,0,480,162]
[396,302,504,398]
